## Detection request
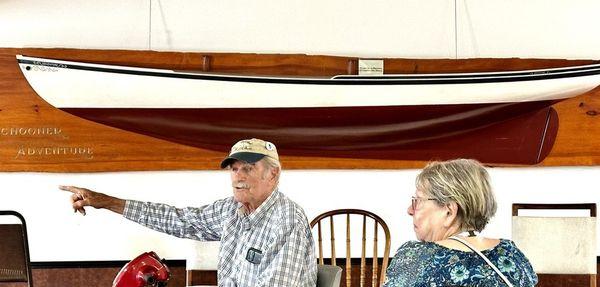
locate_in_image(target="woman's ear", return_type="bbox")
[443,202,459,227]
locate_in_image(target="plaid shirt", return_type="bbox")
[123,189,317,287]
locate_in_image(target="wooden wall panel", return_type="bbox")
[0,48,598,172]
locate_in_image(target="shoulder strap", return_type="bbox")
[448,236,514,287]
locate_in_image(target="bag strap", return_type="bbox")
[448,236,514,287]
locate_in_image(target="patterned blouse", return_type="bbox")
[383,239,537,287]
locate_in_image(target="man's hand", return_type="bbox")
[59,185,125,215]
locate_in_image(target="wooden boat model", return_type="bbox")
[16,55,600,165]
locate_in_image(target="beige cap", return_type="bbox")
[220,138,279,168]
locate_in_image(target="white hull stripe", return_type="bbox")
[17,55,600,109]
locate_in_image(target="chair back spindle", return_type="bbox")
[372,222,379,287]
[346,214,351,287]
[318,222,324,265]
[331,216,336,266]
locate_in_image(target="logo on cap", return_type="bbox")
[265,142,275,151]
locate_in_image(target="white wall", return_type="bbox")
[0,167,599,261]
[2,0,600,59]
[1,0,599,261]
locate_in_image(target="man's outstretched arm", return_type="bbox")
[59,185,126,215]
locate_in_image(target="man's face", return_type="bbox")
[229,160,274,209]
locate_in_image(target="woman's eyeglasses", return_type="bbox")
[411,196,437,210]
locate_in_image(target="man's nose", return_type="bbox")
[407,204,414,216]
[231,170,246,179]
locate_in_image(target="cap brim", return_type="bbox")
[220,152,266,168]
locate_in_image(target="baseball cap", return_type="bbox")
[220,138,279,168]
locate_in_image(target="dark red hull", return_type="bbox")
[63,100,559,165]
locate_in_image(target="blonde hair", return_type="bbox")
[416,159,497,232]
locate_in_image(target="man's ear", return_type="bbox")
[443,201,459,227]
[269,167,279,182]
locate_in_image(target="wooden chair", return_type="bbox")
[186,241,219,287]
[0,211,33,287]
[512,203,597,287]
[310,209,391,287]
[317,264,343,287]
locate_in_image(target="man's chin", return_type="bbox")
[233,191,247,202]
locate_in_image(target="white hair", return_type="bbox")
[260,156,282,186]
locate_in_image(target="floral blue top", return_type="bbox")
[383,239,537,287]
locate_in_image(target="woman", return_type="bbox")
[384,159,537,287]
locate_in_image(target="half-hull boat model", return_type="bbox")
[16,55,600,164]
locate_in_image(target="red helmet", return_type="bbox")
[113,251,170,287]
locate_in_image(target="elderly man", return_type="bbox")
[61,138,318,287]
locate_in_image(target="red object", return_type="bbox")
[112,251,170,287]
